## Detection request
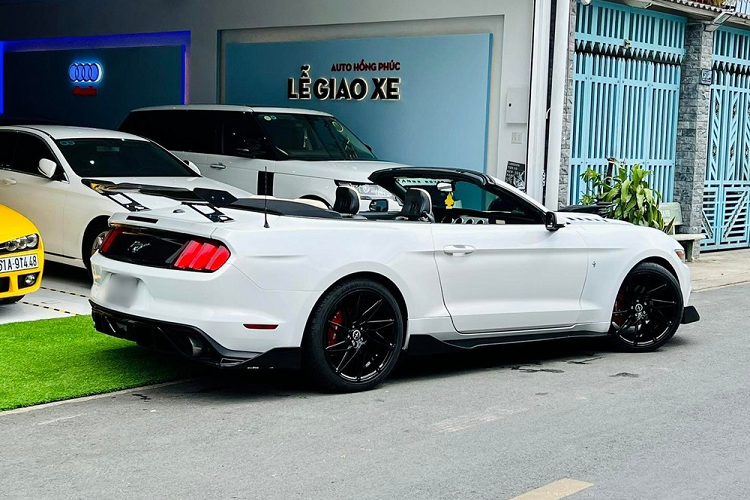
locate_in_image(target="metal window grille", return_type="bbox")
[569,0,685,205]
[703,27,750,250]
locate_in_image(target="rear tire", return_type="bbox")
[609,262,683,352]
[302,278,404,393]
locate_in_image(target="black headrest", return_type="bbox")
[333,186,360,215]
[400,188,433,219]
[488,197,515,212]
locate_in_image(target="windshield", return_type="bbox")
[56,138,198,177]
[255,113,377,161]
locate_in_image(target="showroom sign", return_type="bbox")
[287,64,401,101]
[225,33,492,170]
[69,62,103,97]
[68,62,103,83]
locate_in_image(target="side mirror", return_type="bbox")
[545,211,565,232]
[237,139,272,159]
[369,199,389,212]
[183,159,202,176]
[38,158,57,178]
[436,182,453,193]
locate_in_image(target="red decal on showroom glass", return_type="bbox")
[73,86,97,96]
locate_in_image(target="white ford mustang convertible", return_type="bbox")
[90,167,699,392]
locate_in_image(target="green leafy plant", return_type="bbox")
[580,159,674,232]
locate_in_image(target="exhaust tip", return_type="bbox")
[186,335,205,357]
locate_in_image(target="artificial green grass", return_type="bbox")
[0,315,199,411]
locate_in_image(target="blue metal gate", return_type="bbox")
[569,1,685,205]
[703,28,750,251]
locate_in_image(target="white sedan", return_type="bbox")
[0,125,253,271]
[89,167,699,392]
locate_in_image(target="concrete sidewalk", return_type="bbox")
[690,249,750,292]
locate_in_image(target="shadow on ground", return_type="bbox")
[44,261,91,285]
[142,334,692,405]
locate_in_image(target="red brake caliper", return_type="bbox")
[613,292,626,327]
[328,310,343,346]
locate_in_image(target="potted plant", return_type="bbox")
[579,159,673,232]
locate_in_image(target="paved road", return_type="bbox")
[1,285,748,500]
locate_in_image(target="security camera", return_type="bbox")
[623,0,652,7]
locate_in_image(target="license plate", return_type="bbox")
[0,254,39,273]
[106,274,139,308]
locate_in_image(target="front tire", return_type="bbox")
[83,222,109,276]
[0,296,24,305]
[302,279,404,393]
[609,262,683,352]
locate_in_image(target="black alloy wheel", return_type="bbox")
[609,262,684,352]
[90,230,109,257]
[303,279,404,392]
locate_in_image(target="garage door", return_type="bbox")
[702,28,750,251]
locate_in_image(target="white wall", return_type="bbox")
[0,0,535,181]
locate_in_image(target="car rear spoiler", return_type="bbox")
[81,179,236,223]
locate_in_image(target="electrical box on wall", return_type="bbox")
[505,87,529,124]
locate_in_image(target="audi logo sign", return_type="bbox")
[68,62,103,83]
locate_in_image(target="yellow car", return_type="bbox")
[0,204,44,305]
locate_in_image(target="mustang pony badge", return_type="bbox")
[128,241,151,254]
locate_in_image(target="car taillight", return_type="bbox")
[99,227,124,254]
[98,227,230,272]
[173,239,231,272]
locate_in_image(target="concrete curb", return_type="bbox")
[693,280,750,293]
[1,379,194,416]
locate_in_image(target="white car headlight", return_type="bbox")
[0,234,40,253]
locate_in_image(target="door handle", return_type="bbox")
[443,245,475,256]
[209,163,227,170]
[0,178,17,186]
